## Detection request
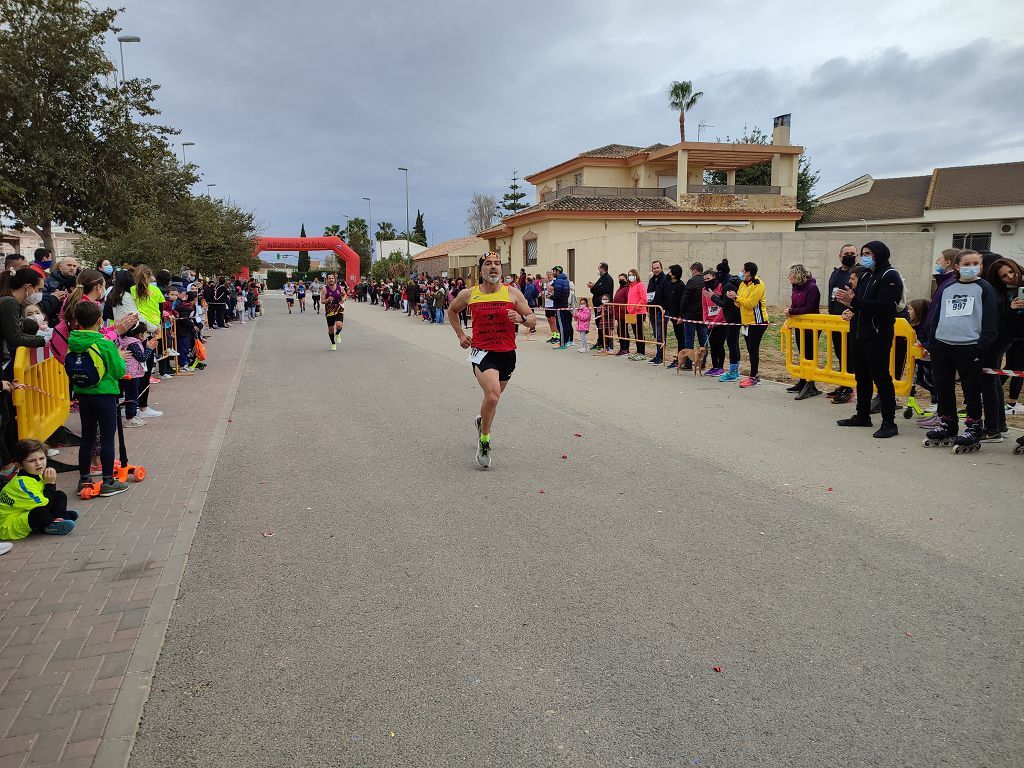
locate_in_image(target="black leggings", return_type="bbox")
[743,325,767,377]
[708,326,729,368]
[931,341,982,426]
[851,337,897,422]
[78,394,117,480]
[631,318,645,355]
[139,356,154,408]
[28,490,69,531]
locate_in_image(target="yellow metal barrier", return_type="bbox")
[780,314,921,396]
[11,346,71,441]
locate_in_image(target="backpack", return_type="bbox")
[881,268,908,312]
[65,344,105,390]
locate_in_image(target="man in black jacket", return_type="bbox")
[647,260,669,364]
[677,262,708,369]
[834,240,903,438]
[826,244,857,402]
[587,262,614,351]
[664,264,686,368]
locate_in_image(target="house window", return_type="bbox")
[555,179,563,190]
[573,172,583,187]
[524,236,538,266]
[952,232,992,251]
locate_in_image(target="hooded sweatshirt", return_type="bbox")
[850,241,902,341]
[66,329,126,395]
[789,276,820,315]
[679,273,706,321]
[710,276,742,324]
[926,277,998,351]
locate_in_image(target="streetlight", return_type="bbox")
[206,183,216,198]
[116,35,141,87]
[362,197,373,264]
[398,167,410,262]
[181,141,195,165]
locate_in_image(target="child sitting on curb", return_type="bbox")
[0,439,78,538]
[67,301,128,497]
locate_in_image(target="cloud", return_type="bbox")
[113,0,1024,244]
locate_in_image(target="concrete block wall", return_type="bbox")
[638,231,936,307]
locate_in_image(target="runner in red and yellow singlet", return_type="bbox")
[448,252,536,468]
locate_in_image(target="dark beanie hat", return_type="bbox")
[862,241,891,262]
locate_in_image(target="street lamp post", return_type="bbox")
[181,141,195,165]
[116,35,141,87]
[398,167,410,263]
[206,183,216,198]
[362,197,373,264]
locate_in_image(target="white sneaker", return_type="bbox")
[161,373,174,379]
[1006,403,1024,416]
[47,448,59,458]
[125,416,147,427]
[138,407,163,418]
[0,541,12,556]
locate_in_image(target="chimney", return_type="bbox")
[772,113,791,146]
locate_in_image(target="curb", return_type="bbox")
[93,322,257,768]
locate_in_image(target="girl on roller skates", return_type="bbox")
[922,250,998,453]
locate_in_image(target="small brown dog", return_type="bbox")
[675,346,709,375]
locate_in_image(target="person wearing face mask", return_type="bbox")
[700,269,726,376]
[625,269,647,360]
[980,257,1024,438]
[674,262,708,370]
[612,273,631,355]
[587,262,614,352]
[921,250,998,452]
[664,265,686,368]
[826,244,857,403]
[710,269,742,380]
[834,241,903,438]
[0,268,46,471]
[99,260,115,289]
[725,262,769,387]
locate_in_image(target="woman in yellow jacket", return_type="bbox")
[725,261,769,387]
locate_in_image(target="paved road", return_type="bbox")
[129,296,1022,768]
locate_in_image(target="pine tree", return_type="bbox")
[297,223,310,273]
[502,170,529,215]
[412,210,427,246]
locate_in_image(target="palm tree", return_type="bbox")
[667,80,703,142]
[323,224,346,242]
[376,221,397,241]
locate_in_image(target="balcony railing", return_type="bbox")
[541,186,672,202]
[686,184,781,195]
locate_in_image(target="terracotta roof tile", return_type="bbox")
[928,162,1024,208]
[505,195,796,218]
[803,176,930,224]
[576,144,645,159]
[413,235,487,261]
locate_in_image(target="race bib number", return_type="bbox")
[945,294,974,317]
[467,347,488,365]
[707,306,721,317]
[646,291,655,302]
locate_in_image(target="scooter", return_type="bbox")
[78,396,147,499]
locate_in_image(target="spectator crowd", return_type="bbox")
[0,246,263,549]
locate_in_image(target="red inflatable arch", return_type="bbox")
[253,236,362,288]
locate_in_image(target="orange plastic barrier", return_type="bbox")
[11,345,71,441]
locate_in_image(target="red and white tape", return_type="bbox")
[983,368,1024,378]
[663,315,772,327]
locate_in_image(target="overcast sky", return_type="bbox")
[114,0,1023,248]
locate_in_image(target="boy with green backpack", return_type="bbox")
[66,301,128,497]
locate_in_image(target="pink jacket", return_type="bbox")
[574,305,591,332]
[626,281,647,315]
[701,284,725,324]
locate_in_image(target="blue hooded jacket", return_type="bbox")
[551,272,570,309]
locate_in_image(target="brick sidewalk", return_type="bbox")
[0,319,255,768]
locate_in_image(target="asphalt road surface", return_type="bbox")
[128,296,1023,768]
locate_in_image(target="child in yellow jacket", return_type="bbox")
[0,440,77,539]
